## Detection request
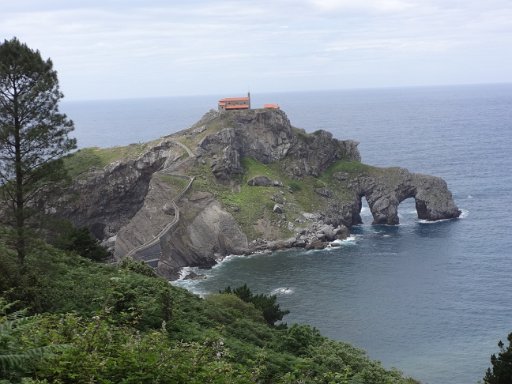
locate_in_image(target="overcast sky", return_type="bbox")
[2,0,511,100]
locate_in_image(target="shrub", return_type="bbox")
[221,284,289,326]
[55,227,110,262]
[484,332,512,384]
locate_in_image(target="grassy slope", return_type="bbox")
[0,234,418,383]
[189,155,375,241]
[63,140,160,178]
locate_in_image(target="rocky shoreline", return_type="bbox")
[45,108,460,280]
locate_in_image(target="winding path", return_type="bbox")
[125,138,195,261]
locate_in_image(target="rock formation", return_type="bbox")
[353,169,460,225]
[197,109,360,179]
[44,108,460,279]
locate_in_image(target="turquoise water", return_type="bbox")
[63,84,512,384]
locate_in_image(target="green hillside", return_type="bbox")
[0,230,418,384]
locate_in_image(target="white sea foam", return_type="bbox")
[210,253,249,269]
[271,287,294,295]
[417,208,468,223]
[418,218,453,224]
[342,235,357,244]
[326,235,357,248]
[360,207,371,215]
[459,209,469,218]
[176,266,199,281]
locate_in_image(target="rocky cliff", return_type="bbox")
[46,108,460,279]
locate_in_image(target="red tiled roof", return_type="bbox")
[219,97,250,102]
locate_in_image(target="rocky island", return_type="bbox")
[47,108,460,279]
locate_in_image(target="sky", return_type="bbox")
[1,0,511,100]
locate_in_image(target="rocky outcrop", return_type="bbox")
[46,140,181,239]
[198,109,360,180]
[286,129,361,177]
[42,108,460,280]
[346,167,461,225]
[157,192,248,279]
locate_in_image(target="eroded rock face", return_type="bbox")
[46,140,179,239]
[286,129,360,177]
[113,174,183,258]
[198,109,360,180]
[157,193,248,279]
[349,167,461,225]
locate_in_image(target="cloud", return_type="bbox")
[308,0,416,13]
[1,0,511,99]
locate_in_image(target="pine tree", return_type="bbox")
[0,37,76,266]
[484,333,512,384]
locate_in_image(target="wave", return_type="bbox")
[417,208,468,224]
[211,253,246,269]
[326,235,358,249]
[271,287,294,295]
[175,266,199,281]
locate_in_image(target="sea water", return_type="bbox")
[62,84,512,384]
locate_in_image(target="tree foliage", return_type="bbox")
[0,37,76,265]
[221,283,290,326]
[55,226,110,262]
[484,332,512,384]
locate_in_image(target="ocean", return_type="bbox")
[62,83,512,384]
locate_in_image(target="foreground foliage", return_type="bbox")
[0,236,418,383]
[483,333,512,384]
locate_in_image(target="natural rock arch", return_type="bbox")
[350,167,460,225]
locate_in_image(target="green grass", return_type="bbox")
[63,141,159,178]
[157,174,189,191]
[241,157,278,179]
[188,157,356,240]
[321,160,373,180]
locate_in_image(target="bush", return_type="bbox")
[279,323,324,356]
[55,227,110,262]
[484,332,512,384]
[221,284,289,326]
[0,298,64,383]
[288,181,302,192]
[119,257,157,277]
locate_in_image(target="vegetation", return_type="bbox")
[54,226,110,262]
[221,284,290,326]
[189,156,340,240]
[63,142,158,178]
[0,38,76,266]
[0,233,419,383]
[483,332,512,384]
